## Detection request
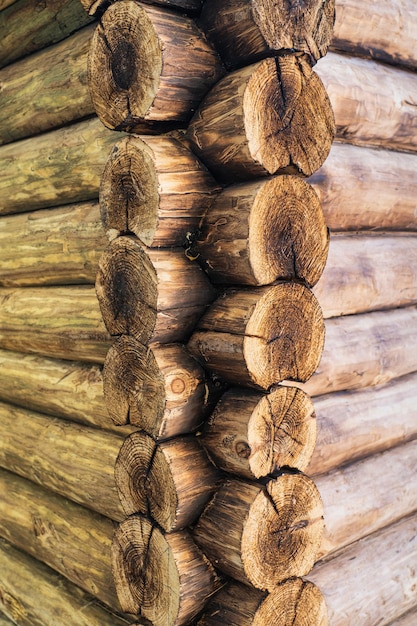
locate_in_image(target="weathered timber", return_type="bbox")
[100,134,219,247]
[0,118,121,215]
[202,385,317,479]
[309,142,417,231]
[88,0,223,131]
[0,0,93,69]
[0,539,134,626]
[112,516,220,625]
[308,372,417,476]
[187,55,335,181]
[200,0,335,67]
[0,614,13,626]
[316,52,417,153]
[197,176,329,287]
[193,474,324,590]
[0,0,17,10]
[0,25,94,145]
[0,401,124,521]
[0,202,107,286]
[96,236,215,344]
[390,607,417,626]
[198,579,328,626]
[0,469,119,611]
[115,432,219,531]
[309,514,417,625]
[0,285,111,363]
[316,439,417,559]
[103,337,210,438]
[314,234,417,318]
[332,0,417,71]
[188,283,325,389]
[81,0,202,16]
[295,306,417,397]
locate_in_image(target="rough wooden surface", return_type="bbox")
[186,55,335,181]
[390,607,417,626]
[81,0,202,16]
[0,285,111,363]
[0,539,134,626]
[197,176,329,287]
[316,52,417,153]
[309,142,417,231]
[0,202,107,286]
[200,0,335,67]
[309,514,417,625]
[88,0,223,130]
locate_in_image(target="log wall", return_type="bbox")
[0,0,416,625]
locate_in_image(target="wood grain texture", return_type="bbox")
[80,0,202,16]
[389,607,417,626]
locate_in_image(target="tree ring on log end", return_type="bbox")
[253,578,328,625]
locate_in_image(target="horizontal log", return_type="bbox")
[198,579,328,626]
[308,372,417,476]
[81,0,202,16]
[0,285,111,363]
[103,337,211,438]
[0,25,94,145]
[0,469,119,611]
[0,401,124,521]
[309,142,417,231]
[0,117,121,215]
[316,52,417,153]
[112,516,220,625]
[202,385,317,478]
[316,439,417,559]
[0,0,93,69]
[186,55,335,181]
[197,176,329,287]
[332,0,417,71]
[96,236,215,344]
[193,474,324,590]
[200,0,335,67]
[88,0,223,130]
[188,283,325,389]
[315,234,417,318]
[0,201,107,286]
[0,539,133,626]
[309,514,417,624]
[100,134,219,247]
[295,306,417,397]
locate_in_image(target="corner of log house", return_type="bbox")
[0,0,417,625]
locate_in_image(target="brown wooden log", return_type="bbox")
[0,0,17,10]
[0,202,107,286]
[0,400,124,521]
[0,285,111,363]
[188,283,325,389]
[308,372,417,476]
[0,0,93,69]
[309,142,417,231]
[314,234,417,318]
[193,474,324,590]
[202,386,317,479]
[0,613,13,626]
[198,579,328,626]
[112,515,220,625]
[103,336,210,438]
[114,432,219,531]
[316,52,417,153]
[0,469,120,611]
[197,176,329,287]
[187,55,335,181]
[88,0,223,131]
[100,134,219,247]
[96,236,215,344]
[309,514,417,625]
[0,118,120,215]
[200,0,335,67]
[0,25,94,145]
[296,306,417,397]
[81,0,202,16]
[0,539,134,626]
[331,0,417,71]
[315,439,417,560]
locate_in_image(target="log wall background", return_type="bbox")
[0,1,416,625]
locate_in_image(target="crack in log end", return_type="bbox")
[111,39,138,91]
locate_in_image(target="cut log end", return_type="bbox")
[253,578,328,626]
